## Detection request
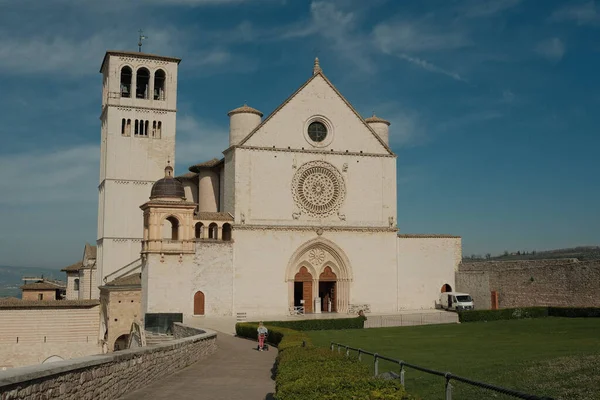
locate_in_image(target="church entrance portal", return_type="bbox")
[319,266,337,312]
[294,267,313,313]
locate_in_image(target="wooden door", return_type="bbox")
[303,281,313,313]
[194,291,205,315]
[491,291,499,310]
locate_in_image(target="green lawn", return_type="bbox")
[307,318,600,400]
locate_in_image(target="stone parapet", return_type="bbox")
[0,326,217,400]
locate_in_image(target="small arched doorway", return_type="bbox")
[319,266,337,312]
[222,223,232,241]
[114,334,129,352]
[441,284,453,293]
[294,267,313,313]
[194,291,205,315]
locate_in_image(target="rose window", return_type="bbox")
[292,161,346,217]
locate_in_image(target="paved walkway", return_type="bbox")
[121,334,277,400]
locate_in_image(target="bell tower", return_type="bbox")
[97,50,181,285]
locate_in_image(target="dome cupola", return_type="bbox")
[365,113,391,145]
[150,162,185,200]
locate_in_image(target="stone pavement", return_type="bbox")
[120,333,277,400]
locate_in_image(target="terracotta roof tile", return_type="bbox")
[188,158,224,172]
[105,273,142,288]
[227,104,263,117]
[21,281,65,290]
[365,114,391,126]
[61,262,83,272]
[0,299,99,309]
[195,212,234,221]
[176,172,198,181]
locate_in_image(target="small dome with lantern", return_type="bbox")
[150,162,185,200]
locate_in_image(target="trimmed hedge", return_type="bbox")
[253,317,366,331]
[235,321,413,399]
[459,306,600,322]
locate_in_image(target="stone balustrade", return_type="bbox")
[0,324,216,400]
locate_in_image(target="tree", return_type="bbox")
[485,253,491,260]
[503,250,509,257]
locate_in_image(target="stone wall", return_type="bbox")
[457,259,600,309]
[172,322,205,339]
[0,302,101,369]
[0,326,217,400]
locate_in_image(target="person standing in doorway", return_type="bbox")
[257,322,268,351]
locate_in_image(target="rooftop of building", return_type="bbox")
[0,299,99,309]
[100,50,181,72]
[20,281,66,291]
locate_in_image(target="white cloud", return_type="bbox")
[387,111,429,148]
[373,20,469,53]
[550,1,600,26]
[396,54,466,82]
[0,145,99,205]
[175,115,230,169]
[535,38,566,61]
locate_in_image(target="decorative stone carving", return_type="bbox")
[292,211,302,220]
[316,228,324,236]
[342,163,348,172]
[388,216,395,228]
[308,248,326,266]
[338,212,346,221]
[291,161,346,218]
[240,213,246,225]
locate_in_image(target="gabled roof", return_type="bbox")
[61,261,83,272]
[195,212,234,222]
[105,273,142,288]
[84,243,97,260]
[0,299,99,309]
[235,69,394,156]
[21,281,65,290]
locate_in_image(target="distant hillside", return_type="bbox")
[0,265,63,298]
[463,246,600,262]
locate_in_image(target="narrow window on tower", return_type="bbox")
[120,66,132,98]
[157,121,162,139]
[154,69,166,100]
[152,121,157,137]
[144,120,149,136]
[135,120,139,136]
[136,68,150,99]
[126,119,131,136]
[121,119,126,135]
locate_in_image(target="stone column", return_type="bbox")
[313,278,320,314]
[288,281,294,312]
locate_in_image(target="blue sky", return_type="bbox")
[0,0,598,268]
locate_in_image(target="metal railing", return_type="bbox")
[330,342,554,400]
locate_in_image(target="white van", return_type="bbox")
[439,292,474,311]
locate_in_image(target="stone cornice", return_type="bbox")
[234,224,398,233]
[100,50,181,73]
[223,145,396,158]
[102,103,176,115]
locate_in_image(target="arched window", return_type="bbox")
[126,119,131,135]
[120,66,132,98]
[157,121,162,138]
[195,222,204,239]
[135,120,139,136]
[136,68,150,99]
[163,216,179,240]
[121,119,126,135]
[152,121,157,137]
[208,223,218,239]
[144,120,149,136]
[74,278,80,291]
[222,223,232,241]
[154,69,166,100]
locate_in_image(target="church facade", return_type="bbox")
[98,51,461,322]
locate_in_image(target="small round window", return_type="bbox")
[308,122,328,143]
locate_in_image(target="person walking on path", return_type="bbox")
[257,322,268,351]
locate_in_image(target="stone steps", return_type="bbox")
[145,332,174,346]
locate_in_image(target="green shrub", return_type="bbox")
[256,317,365,331]
[458,307,549,322]
[548,307,600,318]
[234,321,413,400]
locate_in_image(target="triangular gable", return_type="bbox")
[236,71,394,156]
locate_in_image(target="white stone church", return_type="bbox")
[96,50,461,323]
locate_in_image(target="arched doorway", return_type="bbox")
[286,238,352,314]
[294,267,313,313]
[194,291,205,315]
[114,334,129,351]
[222,223,232,241]
[441,284,453,293]
[195,222,204,239]
[319,266,337,312]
